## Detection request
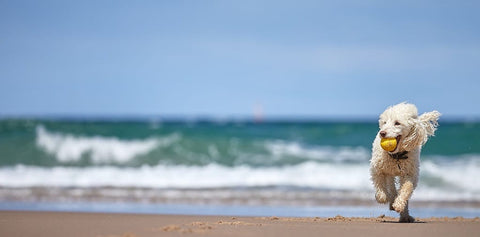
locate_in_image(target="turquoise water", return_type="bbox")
[1,119,478,167]
[0,118,479,216]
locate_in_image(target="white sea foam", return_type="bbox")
[35,125,180,163]
[264,140,370,162]
[421,158,480,192]
[1,158,479,201]
[0,162,370,190]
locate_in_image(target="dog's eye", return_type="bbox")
[394,121,401,126]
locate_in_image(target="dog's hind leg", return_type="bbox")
[386,176,397,210]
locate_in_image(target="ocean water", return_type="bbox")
[0,119,479,216]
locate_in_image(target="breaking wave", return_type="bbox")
[264,140,369,162]
[1,157,479,201]
[35,125,180,163]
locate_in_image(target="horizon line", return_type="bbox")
[0,113,478,123]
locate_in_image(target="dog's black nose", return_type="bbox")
[380,131,387,138]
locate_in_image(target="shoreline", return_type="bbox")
[1,211,479,237]
[2,186,480,209]
[2,200,479,219]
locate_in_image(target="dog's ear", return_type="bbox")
[419,110,441,137]
[402,111,441,151]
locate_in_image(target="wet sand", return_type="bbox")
[1,211,479,237]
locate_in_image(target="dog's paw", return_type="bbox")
[399,215,415,223]
[392,199,406,213]
[375,191,388,204]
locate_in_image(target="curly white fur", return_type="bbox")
[370,103,440,223]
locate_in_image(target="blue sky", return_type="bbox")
[1,1,479,119]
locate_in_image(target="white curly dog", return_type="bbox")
[370,103,440,222]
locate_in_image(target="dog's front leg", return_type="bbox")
[392,176,416,213]
[398,201,415,223]
[371,172,389,203]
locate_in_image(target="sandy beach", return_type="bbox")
[1,211,479,237]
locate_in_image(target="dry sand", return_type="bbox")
[0,211,479,237]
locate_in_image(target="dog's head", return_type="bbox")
[378,102,441,152]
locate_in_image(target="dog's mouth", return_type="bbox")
[395,135,401,143]
[393,135,401,151]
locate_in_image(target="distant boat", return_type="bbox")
[253,103,264,123]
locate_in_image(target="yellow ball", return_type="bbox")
[380,138,397,152]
